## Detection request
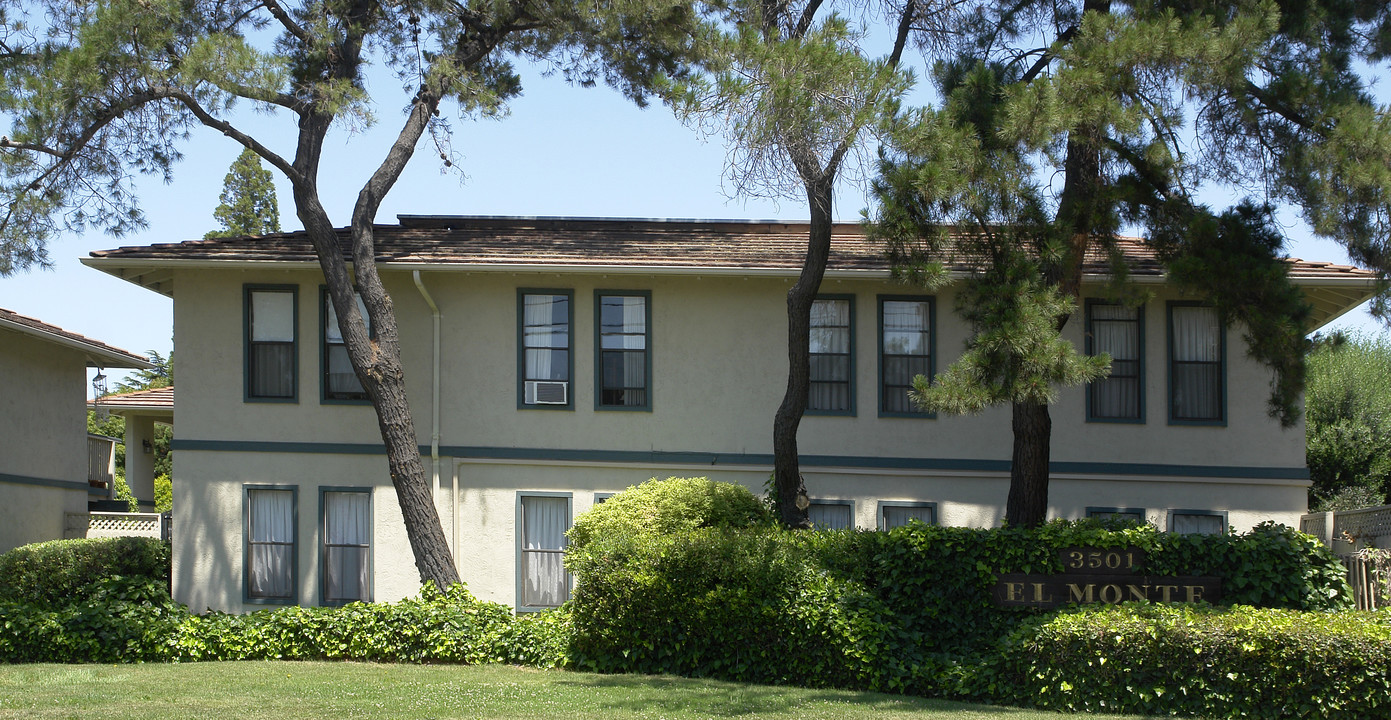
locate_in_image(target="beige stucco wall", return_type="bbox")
[122,414,159,507]
[167,267,1312,611]
[0,330,92,553]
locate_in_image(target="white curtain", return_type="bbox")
[251,291,294,342]
[521,496,569,607]
[1091,305,1140,419]
[524,295,567,381]
[810,299,851,411]
[250,291,295,398]
[809,503,852,531]
[248,489,293,599]
[324,491,370,602]
[1171,513,1223,535]
[883,505,934,529]
[881,301,930,413]
[1171,306,1221,420]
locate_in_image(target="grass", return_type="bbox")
[0,662,1153,720]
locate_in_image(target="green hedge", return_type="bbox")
[0,537,170,608]
[983,604,1391,718]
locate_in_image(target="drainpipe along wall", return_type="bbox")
[411,271,447,564]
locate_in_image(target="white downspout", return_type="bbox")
[411,271,442,520]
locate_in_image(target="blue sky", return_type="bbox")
[0,56,1380,393]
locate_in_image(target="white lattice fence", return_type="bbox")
[87,512,162,539]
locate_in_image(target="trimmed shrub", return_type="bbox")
[988,603,1391,719]
[0,576,186,663]
[0,537,170,608]
[566,476,774,551]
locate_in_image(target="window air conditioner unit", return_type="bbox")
[525,380,568,405]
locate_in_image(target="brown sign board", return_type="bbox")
[994,573,1222,608]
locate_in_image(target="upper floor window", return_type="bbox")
[596,292,650,410]
[879,296,933,416]
[245,286,297,401]
[809,296,853,414]
[322,290,370,402]
[245,485,296,604]
[519,291,573,408]
[1086,302,1143,422]
[1168,304,1224,424]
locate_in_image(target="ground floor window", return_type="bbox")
[808,500,853,530]
[1086,507,1146,525]
[245,486,296,603]
[1169,510,1226,535]
[879,501,936,529]
[321,488,371,604]
[519,494,571,608]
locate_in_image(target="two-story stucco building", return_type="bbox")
[84,216,1377,613]
[0,308,152,553]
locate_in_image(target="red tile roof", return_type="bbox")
[89,386,173,415]
[0,307,151,368]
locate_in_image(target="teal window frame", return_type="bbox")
[516,492,573,612]
[593,290,652,411]
[319,287,372,405]
[517,289,575,410]
[319,486,372,606]
[877,294,935,418]
[1166,302,1226,426]
[1166,509,1228,535]
[244,284,298,403]
[1085,299,1145,423]
[1086,506,1147,525]
[808,294,855,416]
[877,500,937,530]
[243,484,298,605]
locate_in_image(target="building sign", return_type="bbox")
[992,547,1221,608]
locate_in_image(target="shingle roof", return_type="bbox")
[89,386,173,416]
[85,215,1376,281]
[0,308,152,369]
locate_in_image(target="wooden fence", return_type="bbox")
[1301,505,1391,611]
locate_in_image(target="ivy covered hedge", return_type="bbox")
[0,537,169,608]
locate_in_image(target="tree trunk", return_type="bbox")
[772,176,835,528]
[1006,400,1052,526]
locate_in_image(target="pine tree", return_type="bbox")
[870,0,1391,526]
[205,149,280,239]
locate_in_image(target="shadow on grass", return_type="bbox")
[550,672,1035,718]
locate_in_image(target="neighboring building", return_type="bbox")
[84,216,1376,612]
[0,308,152,553]
[90,386,174,511]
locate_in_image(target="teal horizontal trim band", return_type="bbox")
[171,438,1309,481]
[0,472,90,491]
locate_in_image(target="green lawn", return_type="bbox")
[0,662,1151,719]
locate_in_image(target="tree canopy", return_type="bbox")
[206,149,281,239]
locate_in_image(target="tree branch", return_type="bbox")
[792,0,825,39]
[888,0,916,68]
[157,87,301,182]
[261,0,311,44]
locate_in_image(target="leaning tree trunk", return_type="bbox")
[772,176,836,528]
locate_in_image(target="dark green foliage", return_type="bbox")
[1306,334,1391,508]
[0,576,184,663]
[567,476,775,551]
[0,537,170,609]
[565,519,1353,693]
[204,149,280,239]
[990,604,1391,719]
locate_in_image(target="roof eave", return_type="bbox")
[0,316,153,369]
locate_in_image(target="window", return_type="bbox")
[321,488,371,605]
[518,494,570,609]
[519,291,573,408]
[594,492,616,504]
[245,486,296,603]
[809,296,853,414]
[1168,510,1226,535]
[1086,301,1143,422]
[879,296,933,416]
[879,501,936,529]
[245,286,297,401]
[1086,507,1146,525]
[1168,304,1224,423]
[595,291,650,409]
[808,501,853,530]
[322,290,370,402]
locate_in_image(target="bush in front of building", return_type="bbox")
[976,603,1391,718]
[566,476,775,551]
[0,537,170,608]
